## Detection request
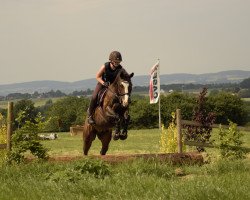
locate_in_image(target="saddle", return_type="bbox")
[96,88,119,120]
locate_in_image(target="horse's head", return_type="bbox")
[112,69,134,108]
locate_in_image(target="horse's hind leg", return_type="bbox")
[99,130,112,155]
[83,127,96,155]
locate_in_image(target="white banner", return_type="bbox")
[149,61,160,104]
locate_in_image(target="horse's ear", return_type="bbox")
[130,72,134,78]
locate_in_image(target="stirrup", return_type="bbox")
[88,116,95,124]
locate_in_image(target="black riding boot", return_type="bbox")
[87,99,96,124]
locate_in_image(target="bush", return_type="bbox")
[7,112,48,164]
[216,121,246,159]
[160,113,178,153]
[47,159,110,182]
[159,112,186,153]
[0,113,7,144]
[0,113,7,165]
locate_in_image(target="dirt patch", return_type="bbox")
[47,152,203,165]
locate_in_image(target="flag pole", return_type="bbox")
[158,59,161,130]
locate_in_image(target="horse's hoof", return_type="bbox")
[119,133,127,140]
[113,133,120,141]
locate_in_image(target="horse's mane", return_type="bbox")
[113,68,132,85]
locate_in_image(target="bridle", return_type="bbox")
[107,80,131,104]
[117,81,131,96]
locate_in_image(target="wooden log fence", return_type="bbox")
[0,102,13,151]
[70,126,84,136]
[176,109,250,153]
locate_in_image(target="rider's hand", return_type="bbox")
[103,82,110,87]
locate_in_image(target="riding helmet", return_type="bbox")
[109,51,122,62]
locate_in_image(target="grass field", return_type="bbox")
[42,129,162,156]
[0,97,62,109]
[0,156,249,200]
[40,128,250,157]
[0,129,250,200]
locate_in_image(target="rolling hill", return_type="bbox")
[0,70,249,96]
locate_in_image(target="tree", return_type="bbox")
[160,92,196,125]
[32,91,40,98]
[207,91,248,125]
[46,96,89,131]
[13,99,38,129]
[130,96,158,129]
[36,99,54,116]
[185,88,216,151]
[240,77,250,89]
[238,89,250,98]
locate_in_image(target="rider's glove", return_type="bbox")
[103,82,110,87]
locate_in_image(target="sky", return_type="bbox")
[0,0,250,85]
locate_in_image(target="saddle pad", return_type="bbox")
[97,88,108,105]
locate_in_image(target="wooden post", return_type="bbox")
[176,109,182,153]
[158,93,161,130]
[7,102,13,151]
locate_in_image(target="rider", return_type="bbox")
[87,51,123,124]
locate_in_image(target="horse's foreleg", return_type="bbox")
[99,130,112,155]
[119,112,130,140]
[83,129,96,155]
[113,121,121,141]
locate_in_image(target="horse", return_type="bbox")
[83,69,134,155]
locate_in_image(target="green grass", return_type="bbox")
[42,128,250,157]
[0,128,250,199]
[32,97,63,107]
[0,99,19,109]
[0,157,249,200]
[42,129,161,156]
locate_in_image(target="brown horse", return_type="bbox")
[83,69,134,155]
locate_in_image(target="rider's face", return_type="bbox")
[112,60,121,67]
